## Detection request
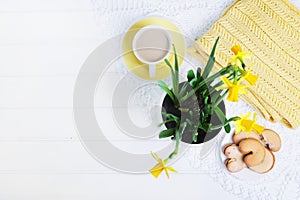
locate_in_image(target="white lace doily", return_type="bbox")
[91,0,300,199]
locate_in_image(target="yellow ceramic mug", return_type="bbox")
[122,16,185,81]
[132,25,172,78]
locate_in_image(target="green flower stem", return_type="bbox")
[210,123,229,130]
[238,57,246,69]
[211,72,234,88]
[209,74,234,98]
[164,141,179,163]
[206,66,232,85]
[158,119,176,127]
[214,89,229,106]
[236,67,246,81]
[164,131,180,163]
[237,67,245,74]
[164,122,187,163]
[233,69,238,84]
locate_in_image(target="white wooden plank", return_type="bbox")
[0,77,75,107]
[0,12,100,43]
[0,139,205,172]
[0,142,105,171]
[0,173,234,200]
[0,43,99,76]
[0,0,92,12]
[0,109,75,138]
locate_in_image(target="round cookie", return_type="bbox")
[239,138,266,167]
[232,131,261,144]
[249,149,275,174]
[223,144,246,173]
[261,129,281,152]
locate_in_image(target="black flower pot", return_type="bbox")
[161,81,226,144]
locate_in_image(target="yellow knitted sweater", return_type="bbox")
[188,0,300,128]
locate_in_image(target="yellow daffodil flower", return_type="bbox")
[149,152,177,179]
[230,45,250,67]
[231,44,242,55]
[219,76,249,102]
[242,65,258,85]
[234,112,251,134]
[234,112,264,135]
[243,71,258,85]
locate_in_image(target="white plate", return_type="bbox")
[219,131,280,182]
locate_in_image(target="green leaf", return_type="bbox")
[178,82,189,99]
[214,91,228,107]
[211,89,224,104]
[164,47,179,101]
[173,45,179,72]
[181,90,194,102]
[162,113,180,123]
[158,80,176,103]
[224,123,231,133]
[158,119,176,127]
[209,36,219,58]
[226,116,241,122]
[159,128,176,139]
[202,37,220,78]
[201,111,205,118]
[202,88,210,98]
[214,106,226,124]
[204,96,209,104]
[187,70,195,82]
[196,68,201,78]
[189,78,197,88]
[164,58,175,81]
[202,56,215,78]
[185,118,194,126]
[198,122,212,132]
[178,122,187,137]
[198,123,203,129]
[164,58,173,71]
[205,123,212,132]
[181,77,210,102]
[204,104,212,116]
[193,131,198,142]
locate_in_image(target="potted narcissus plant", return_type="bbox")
[149,37,259,178]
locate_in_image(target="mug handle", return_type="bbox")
[148,64,156,78]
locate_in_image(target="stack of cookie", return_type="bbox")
[223,129,281,174]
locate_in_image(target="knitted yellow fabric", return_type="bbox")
[188,0,300,129]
